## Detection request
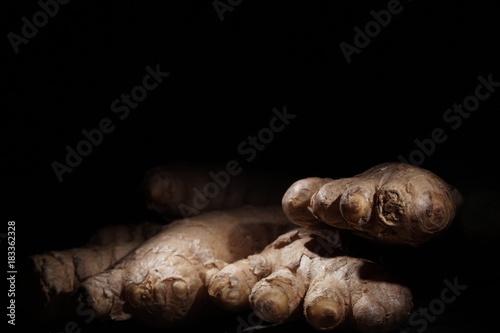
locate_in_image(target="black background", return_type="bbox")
[3,1,499,332]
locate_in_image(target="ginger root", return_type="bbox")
[143,161,290,218]
[282,162,463,246]
[30,162,462,332]
[78,205,292,326]
[28,222,162,319]
[209,227,413,332]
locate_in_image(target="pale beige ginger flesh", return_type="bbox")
[28,222,162,319]
[282,162,463,246]
[78,205,292,326]
[209,227,413,332]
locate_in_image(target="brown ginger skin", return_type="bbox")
[282,162,463,246]
[28,223,162,320]
[31,162,458,331]
[78,206,292,326]
[209,227,413,332]
[143,161,291,218]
